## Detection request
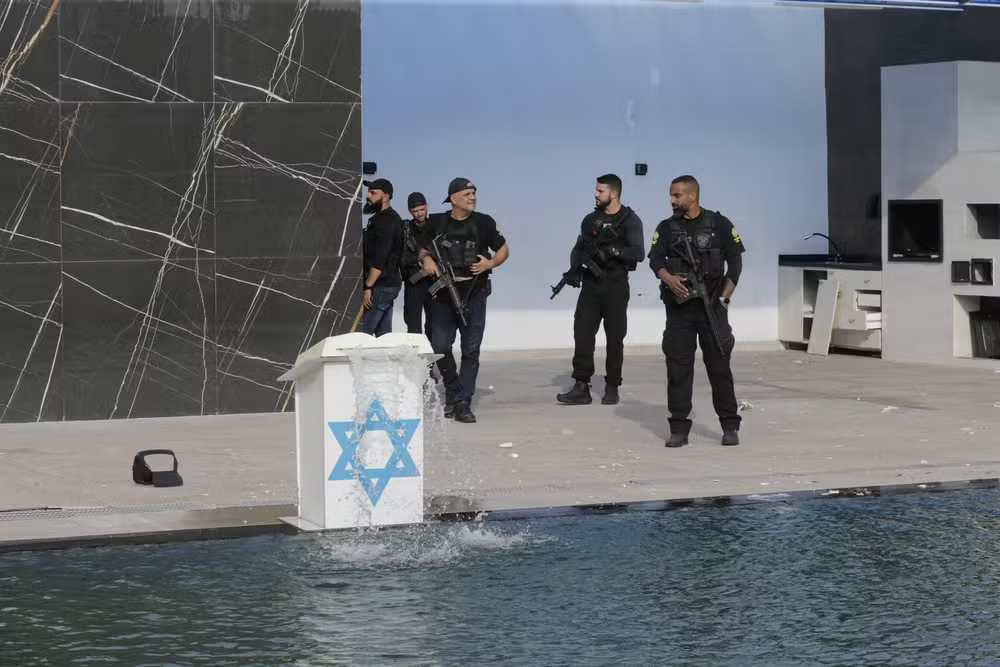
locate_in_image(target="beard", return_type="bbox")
[594,197,611,212]
[363,199,384,215]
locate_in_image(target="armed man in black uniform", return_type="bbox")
[400,191,435,339]
[648,175,745,447]
[556,174,645,406]
[418,178,509,424]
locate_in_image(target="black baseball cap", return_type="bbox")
[407,192,427,208]
[443,177,476,203]
[363,178,393,197]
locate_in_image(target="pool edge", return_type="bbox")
[1,476,997,553]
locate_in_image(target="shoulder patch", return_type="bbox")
[731,227,741,243]
[651,231,659,245]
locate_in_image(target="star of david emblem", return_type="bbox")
[327,398,421,507]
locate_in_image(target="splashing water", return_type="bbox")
[315,522,554,571]
[338,340,480,525]
[338,344,434,528]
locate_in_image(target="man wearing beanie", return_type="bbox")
[400,191,435,339]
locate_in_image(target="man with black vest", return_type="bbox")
[648,174,745,447]
[418,178,509,423]
[557,174,645,406]
[360,178,403,337]
[400,191,435,339]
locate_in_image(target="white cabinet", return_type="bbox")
[778,265,883,352]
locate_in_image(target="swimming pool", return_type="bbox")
[2,488,999,666]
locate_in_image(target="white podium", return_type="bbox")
[276,332,439,531]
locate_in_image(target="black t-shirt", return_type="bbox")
[427,211,506,278]
[362,207,403,288]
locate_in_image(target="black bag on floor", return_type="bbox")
[132,449,184,488]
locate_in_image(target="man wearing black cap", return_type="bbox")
[400,191,435,339]
[360,178,403,337]
[417,178,509,423]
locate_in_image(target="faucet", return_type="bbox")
[803,233,844,263]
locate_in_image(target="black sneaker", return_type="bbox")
[556,380,592,405]
[601,384,619,405]
[665,432,689,448]
[454,400,476,423]
[721,431,740,446]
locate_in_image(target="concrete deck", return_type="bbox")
[2,347,999,550]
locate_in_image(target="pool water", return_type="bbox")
[2,488,999,666]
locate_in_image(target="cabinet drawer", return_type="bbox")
[856,291,881,308]
[837,311,881,331]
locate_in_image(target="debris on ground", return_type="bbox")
[498,442,514,448]
[738,400,754,412]
[881,406,898,414]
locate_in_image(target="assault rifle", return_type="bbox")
[427,235,468,327]
[550,220,621,299]
[673,233,730,360]
[550,259,605,299]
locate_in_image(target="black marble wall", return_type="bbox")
[0,0,362,423]
[824,7,1000,258]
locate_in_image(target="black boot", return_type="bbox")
[601,384,619,405]
[454,400,476,423]
[444,396,456,418]
[665,432,689,448]
[721,430,740,446]
[557,380,592,405]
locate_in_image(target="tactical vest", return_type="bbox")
[586,211,632,271]
[440,216,484,280]
[663,210,725,281]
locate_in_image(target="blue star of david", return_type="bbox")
[328,398,421,507]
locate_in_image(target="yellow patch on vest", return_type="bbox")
[731,227,741,243]
[651,231,659,245]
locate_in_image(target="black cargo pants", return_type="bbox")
[662,299,740,434]
[572,272,630,387]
